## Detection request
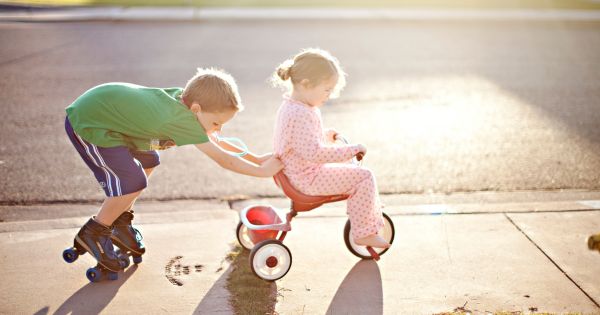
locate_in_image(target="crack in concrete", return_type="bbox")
[503,213,600,309]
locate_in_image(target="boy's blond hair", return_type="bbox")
[182,68,244,113]
[272,48,346,99]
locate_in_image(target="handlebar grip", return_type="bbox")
[356,152,364,161]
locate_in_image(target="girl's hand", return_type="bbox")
[357,144,367,157]
[260,156,284,176]
[324,128,338,143]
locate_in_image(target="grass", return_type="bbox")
[225,244,278,315]
[434,299,600,314]
[435,311,600,315]
[2,0,600,9]
[223,243,600,315]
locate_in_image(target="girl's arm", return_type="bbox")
[195,141,282,177]
[292,111,361,163]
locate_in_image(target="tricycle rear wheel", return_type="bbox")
[249,239,292,281]
[236,221,255,250]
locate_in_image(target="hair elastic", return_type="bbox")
[215,134,248,157]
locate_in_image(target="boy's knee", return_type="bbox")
[132,175,148,192]
[129,188,145,198]
[121,171,148,196]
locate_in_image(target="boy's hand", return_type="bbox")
[260,156,284,177]
[256,153,274,164]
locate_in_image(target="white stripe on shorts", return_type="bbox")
[74,133,119,196]
[90,144,122,196]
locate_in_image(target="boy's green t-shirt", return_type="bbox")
[66,83,209,151]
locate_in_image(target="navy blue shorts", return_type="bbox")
[65,117,160,197]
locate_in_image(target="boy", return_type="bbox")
[64,68,283,275]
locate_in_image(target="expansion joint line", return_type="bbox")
[503,213,600,309]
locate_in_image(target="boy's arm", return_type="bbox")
[208,133,270,165]
[195,141,282,177]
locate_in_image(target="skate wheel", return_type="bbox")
[587,235,600,251]
[107,271,118,281]
[86,267,103,282]
[344,212,395,260]
[118,253,131,269]
[62,248,79,263]
[132,255,143,264]
[236,221,255,250]
[249,239,292,281]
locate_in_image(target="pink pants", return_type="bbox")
[296,164,385,239]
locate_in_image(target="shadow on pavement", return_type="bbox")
[326,260,383,315]
[194,245,278,314]
[33,306,49,315]
[52,265,138,315]
[193,264,233,314]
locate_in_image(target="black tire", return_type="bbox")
[236,221,254,250]
[344,212,395,259]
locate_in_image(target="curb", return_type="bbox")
[2,190,599,232]
[230,190,600,217]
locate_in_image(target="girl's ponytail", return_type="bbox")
[276,59,294,81]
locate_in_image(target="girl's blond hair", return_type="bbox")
[182,68,243,113]
[272,48,346,98]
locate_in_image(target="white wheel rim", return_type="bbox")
[252,243,291,281]
[238,224,255,250]
[350,216,393,256]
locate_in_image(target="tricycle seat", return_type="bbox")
[273,171,348,212]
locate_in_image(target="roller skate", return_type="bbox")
[111,210,145,267]
[587,233,600,253]
[62,217,125,282]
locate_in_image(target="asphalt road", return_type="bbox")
[0,19,599,204]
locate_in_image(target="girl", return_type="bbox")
[272,48,390,249]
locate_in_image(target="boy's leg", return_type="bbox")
[95,167,154,226]
[296,164,387,247]
[111,167,155,256]
[111,150,160,257]
[107,191,145,256]
[65,117,152,268]
[95,191,144,226]
[124,167,156,211]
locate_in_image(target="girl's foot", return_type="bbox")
[354,234,390,249]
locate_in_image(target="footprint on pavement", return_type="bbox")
[164,255,204,286]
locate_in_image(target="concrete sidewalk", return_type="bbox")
[1,6,600,22]
[0,202,237,314]
[1,191,600,314]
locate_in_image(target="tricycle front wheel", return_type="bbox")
[344,212,395,260]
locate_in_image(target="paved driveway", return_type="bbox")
[0,19,599,203]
